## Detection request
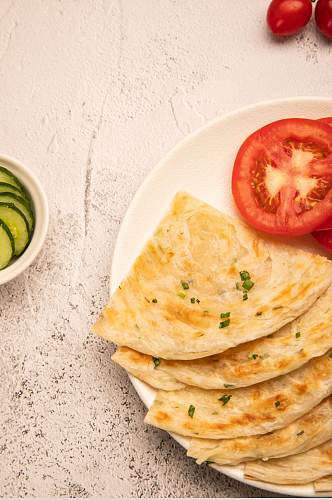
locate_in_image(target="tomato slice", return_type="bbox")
[318,117,332,127]
[312,228,332,250]
[232,118,332,236]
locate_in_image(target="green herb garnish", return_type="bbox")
[152,298,158,303]
[255,311,263,316]
[206,460,215,465]
[177,291,186,299]
[248,353,258,360]
[181,280,189,290]
[275,400,281,408]
[196,298,200,304]
[295,331,301,339]
[224,384,235,388]
[219,319,230,329]
[220,312,230,319]
[190,297,196,304]
[219,394,232,406]
[243,292,248,301]
[188,404,195,418]
[297,430,304,436]
[240,271,250,281]
[152,357,160,368]
[242,279,254,291]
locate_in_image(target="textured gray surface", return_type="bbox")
[0,0,331,497]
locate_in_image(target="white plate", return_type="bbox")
[111,96,332,497]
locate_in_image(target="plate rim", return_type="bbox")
[110,96,332,498]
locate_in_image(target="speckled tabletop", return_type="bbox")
[0,0,331,497]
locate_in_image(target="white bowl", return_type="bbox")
[0,154,49,285]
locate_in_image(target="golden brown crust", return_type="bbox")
[93,193,332,360]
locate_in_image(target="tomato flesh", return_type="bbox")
[318,117,332,128]
[312,229,332,250]
[232,118,332,236]
[267,0,312,36]
[315,0,332,38]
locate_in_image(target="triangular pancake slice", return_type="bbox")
[112,283,332,389]
[314,476,332,492]
[93,193,332,360]
[187,397,332,465]
[144,351,332,439]
[245,440,332,485]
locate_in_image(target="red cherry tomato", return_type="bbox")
[315,0,332,38]
[267,0,312,36]
[232,118,332,236]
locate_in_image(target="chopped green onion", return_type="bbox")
[242,292,248,301]
[177,291,186,299]
[220,312,230,319]
[219,394,232,406]
[248,353,258,360]
[152,357,160,368]
[196,298,200,304]
[275,400,281,408]
[188,404,195,418]
[190,297,196,304]
[295,331,301,339]
[224,384,235,388]
[219,319,230,329]
[181,280,189,290]
[152,298,158,303]
[205,460,215,465]
[240,271,250,281]
[243,279,254,291]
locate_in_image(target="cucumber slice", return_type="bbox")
[0,166,25,192]
[0,182,22,196]
[0,219,14,269]
[0,203,29,255]
[0,193,34,235]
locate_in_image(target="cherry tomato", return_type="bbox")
[232,118,332,236]
[315,0,332,38]
[267,0,312,36]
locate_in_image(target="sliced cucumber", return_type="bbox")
[0,219,14,269]
[0,166,25,192]
[0,182,22,196]
[0,193,34,235]
[0,203,29,255]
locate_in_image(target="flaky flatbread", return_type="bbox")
[187,397,332,465]
[245,440,332,485]
[93,193,332,360]
[112,284,332,389]
[314,476,332,492]
[145,352,332,439]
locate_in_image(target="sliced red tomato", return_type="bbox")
[312,228,332,250]
[318,117,332,127]
[232,118,332,236]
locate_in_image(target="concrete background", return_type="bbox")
[0,0,331,497]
